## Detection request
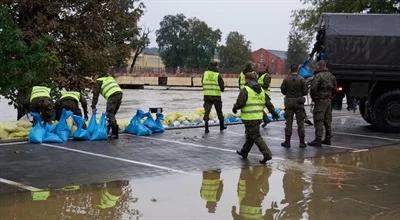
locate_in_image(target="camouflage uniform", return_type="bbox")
[257,71,278,126]
[55,92,88,121]
[30,97,55,123]
[233,77,272,164]
[280,73,308,147]
[310,70,337,146]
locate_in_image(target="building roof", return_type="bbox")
[266,49,287,60]
[143,47,159,55]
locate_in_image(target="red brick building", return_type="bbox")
[250,48,287,75]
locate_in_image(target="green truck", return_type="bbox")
[313,13,400,132]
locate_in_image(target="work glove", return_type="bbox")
[271,111,280,120]
[84,114,89,121]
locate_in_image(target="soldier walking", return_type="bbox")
[202,62,226,133]
[308,61,337,147]
[233,72,273,164]
[280,64,308,148]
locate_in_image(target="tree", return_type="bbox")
[219,31,251,73]
[156,14,221,71]
[1,0,145,118]
[156,14,189,70]
[184,18,221,70]
[293,0,400,34]
[0,6,60,119]
[129,28,150,73]
[286,24,310,68]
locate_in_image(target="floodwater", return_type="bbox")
[1,145,399,220]
[0,87,288,122]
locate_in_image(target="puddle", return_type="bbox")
[1,145,400,219]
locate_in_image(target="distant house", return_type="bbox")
[127,47,165,72]
[251,48,287,75]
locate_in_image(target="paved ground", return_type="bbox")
[1,110,399,194]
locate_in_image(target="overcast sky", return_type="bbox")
[139,0,306,51]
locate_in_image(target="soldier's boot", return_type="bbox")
[281,135,291,148]
[204,121,210,133]
[308,139,322,147]
[299,136,306,148]
[107,124,112,139]
[219,120,227,131]
[236,150,248,159]
[304,119,313,126]
[261,116,270,128]
[322,138,331,145]
[259,153,272,164]
[112,125,119,139]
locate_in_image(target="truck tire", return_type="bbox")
[373,90,400,132]
[359,99,373,124]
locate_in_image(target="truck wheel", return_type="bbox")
[359,99,373,124]
[373,90,400,132]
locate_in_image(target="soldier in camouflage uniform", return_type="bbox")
[29,85,55,123]
[233,72,273,164]
[280,64,308,148]
[308,61,337,147]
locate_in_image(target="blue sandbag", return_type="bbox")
[43,124,63,143]
[126,110,152,136]
[154,112,165,133]
[225,115,241,123]
[28,112,46,143]
[144,112,164,133]
[90,113,108,141]
[299,60,314,79]
[72,115,90,141]
[55,109,73,142]
[87,113,98,136]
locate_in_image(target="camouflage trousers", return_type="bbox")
[241,120,272,157]
[312,99,332,140]
[30,97,55,123]
[284,97,305,138]
[106,93,123,127]
[203,96,224,121]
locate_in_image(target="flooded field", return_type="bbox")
[0,87,287,122]
[1,145,399,220]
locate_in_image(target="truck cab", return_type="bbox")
[313,13,400,132]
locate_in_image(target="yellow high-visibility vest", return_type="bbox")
[257,73,271,96]
[239,72,246,89]
[97,189,120,209]
[200,179,221,202]
[202,71,221,96]
[30,86,51,101]
[97,76,122,100]
[240,86,265,120]
[60,91,80,102]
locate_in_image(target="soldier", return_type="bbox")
[257,69,279,127]
[308,60,337,147]
[200,170,224,213]
[91,73,123,139]
[55,88,88,121]
[29,85,55,123]
[233,72,273,164]
[280,64,308,148]
[238,62,254,89]
[202,62,226,133]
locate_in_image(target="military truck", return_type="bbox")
[313,13,400,132]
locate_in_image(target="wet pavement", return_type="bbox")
[1,110,400,219]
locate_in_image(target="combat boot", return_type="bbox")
[259,153,272,164]
[322,138,331,145]
[112,125,119,139]
[236,150,248,159]
[308,139,322,147]
[204,121,209,133]
[281,135,291,148]
[220,120,227,131]
[299,136,306,148]
[107,124,112,139]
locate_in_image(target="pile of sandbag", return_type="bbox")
[0,121,32,140]
[125,109,165,136]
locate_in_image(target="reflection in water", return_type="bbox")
[200,170,224,213]
[232,166,273,220]
[0,180,136,220]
